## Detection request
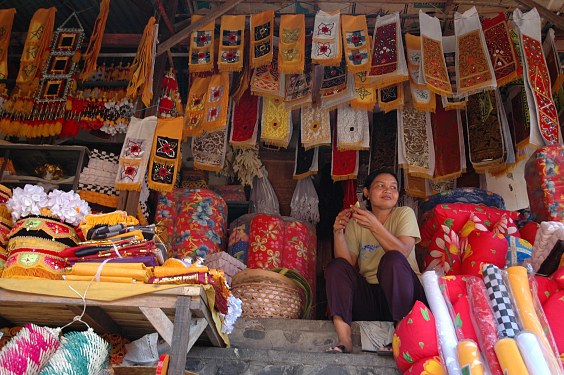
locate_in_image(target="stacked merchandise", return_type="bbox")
[0,184,12,277]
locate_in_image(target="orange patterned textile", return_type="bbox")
[419,11,452,97]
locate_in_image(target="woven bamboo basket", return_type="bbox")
[231,268,303,319]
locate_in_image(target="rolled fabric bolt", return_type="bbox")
[516,331,553,375]
[494,337,530,375]
[457,340,485,375]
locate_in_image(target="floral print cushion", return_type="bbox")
[404,356,444,375]
[424,225,461,275]
[393,300,438,372]
[505,236,532,268]
[155,188,227,259]
[492,213,520,238]
[441,276,479,344]
[461,230,508,276]
[541,290,564,357]
[524,144,564,222]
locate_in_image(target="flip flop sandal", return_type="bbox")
[325,344,349,354]
[376,343,393,356]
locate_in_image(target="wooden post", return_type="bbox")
[168,296,192,375]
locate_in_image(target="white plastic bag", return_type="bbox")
[290,177,320,225]
[249,167,280,215]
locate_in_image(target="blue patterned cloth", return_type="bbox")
[420,187,506,217]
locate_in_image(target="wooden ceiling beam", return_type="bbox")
[513,0,564,30]
[157,0,247,55]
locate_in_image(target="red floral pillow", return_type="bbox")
[492,213,520,238]
[542,290,564,355]
[424,225,461,275]
[461,230,508,276]
[534,275,559,305]
[393,300,438,372]
[404,356,444,375]
[519,221,539,246]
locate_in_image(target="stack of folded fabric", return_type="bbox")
[78,149,120,209]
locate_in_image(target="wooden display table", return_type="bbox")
[0,280,227,375]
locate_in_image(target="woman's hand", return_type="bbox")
[333,207,353,234]
[350,205,380,230]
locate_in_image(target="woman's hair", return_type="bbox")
[362,169,399,211]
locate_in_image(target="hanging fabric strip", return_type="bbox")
[250,10,274,68]
[80,0,111,80]
[482,12,522,87]
[431,98,465,181]
[192,128,229,172]
[513,8,561,145]
[16,7,56,87]
[300,105,332,149]
[543,28,564,93]
[341,15,370,74]
[351,71,377,110]
[397,104,435,179]
[278,14,305,74]
[509,85,533,152]
[442,36,467,110]
[336,105,370,151]
[419,11,453,97]
[405,33,436,112]
[183,76,210,138]
[126,17,158,106]
[368,12,409,88]
[465,91,505,173]
[283,39,312,110]
[147,117,184,192]
[115,116,157,191]
[378,83,405,113]
[454,7,497,96]
[370,110,397,172]
[218,15,245,72]
[488,89,517,176]
[188,15,215,73]
[321,66,356,111]
[404,171,429,198]
[261,97,292,148]
[294,134,319,179]
[251,49,283,98]
[230,89,259,147]
[331,125,359,181]
[0,9,16,80]
[311,9,342,66]
[202,72,230,132]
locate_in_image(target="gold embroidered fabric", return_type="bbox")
[250,10,274,68]
[336,105,370,151]
[0,9,16,80]
[251,51,283,98]
[405,33,436,112]
[183,76,210,138]
[203,72,230,132]
[192,128,229,172]
[419,11,453,97]
[218,15,245,72]
[398,104,435,178]
[278,14,305,74]
[442,36,468,110]
[188,15,215,73]
[351,71,377,110]
[341,15,370,74]
[300,105,332,149]
[261,97,292,148]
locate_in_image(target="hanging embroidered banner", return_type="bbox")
[230,89,259,147]
[183,76,210,138]
[115,116,157,191]
[543,28,564,93]
[419,11,453,97]
[454,7,497,96]
[192,128,229,172]
[148,117,184,192]
[405,33,435,112]
[202,72,230,132]
[251,49,283,98]
[397,104,435,179]
[294,134,319,179]
[311,9,342,66]
[283,39,312,110]
[16,7,56,88]
[300,105,331,149]
[368,12,408,88]
[490,89,517,176]
[370,110,397,172]
[442,35,467,110]
[80,0,111,80]
[431,98,465,181]
[188,15,215,73]
[250,10,274,68]
[351,71,377,110]
[509,85,532,151]
[0,9,15,80]
[218,15,245,72]
[404,171,428,198]
[482,12,522,87]
[465,91,505,173]
[513,8,561,145]
[261,97,292,148]
[321,72,356,110]
[378,83,404,113]
[341,15,370,73]
[331,125,358,181]
[336,105,370,151]
[279,14,305,74]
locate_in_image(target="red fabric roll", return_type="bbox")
[283,220,315,291]
[247,214,285,269]
[466,276,503,375]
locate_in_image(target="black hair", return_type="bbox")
[362,169,399,211]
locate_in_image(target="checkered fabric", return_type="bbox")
[90,148,119,164]
[78,183,117,196]
[482,264,521,338]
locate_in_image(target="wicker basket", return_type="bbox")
[231,269,303,319]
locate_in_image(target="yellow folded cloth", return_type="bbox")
[69,262,152,282]
[64,275,136,283]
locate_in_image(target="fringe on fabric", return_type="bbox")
[250,10,275,68]
[188,15,215,73]
[419,11,453,97]
[218,15,245,73]
[311,9,342,66]
[378,83,405,113]
[183,76,210,138]
[147,117,184,192]
[278,14,305,74]
[192,128,229,172]
[341,15,370,74]
[405,33,436,112]
[80,0,111,80]
[202,72,230,132]
[261,97,292,148]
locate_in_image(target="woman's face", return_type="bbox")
[364,173,399,210]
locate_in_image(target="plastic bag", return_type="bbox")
[290,177,320,225]
[249,167,280,215]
